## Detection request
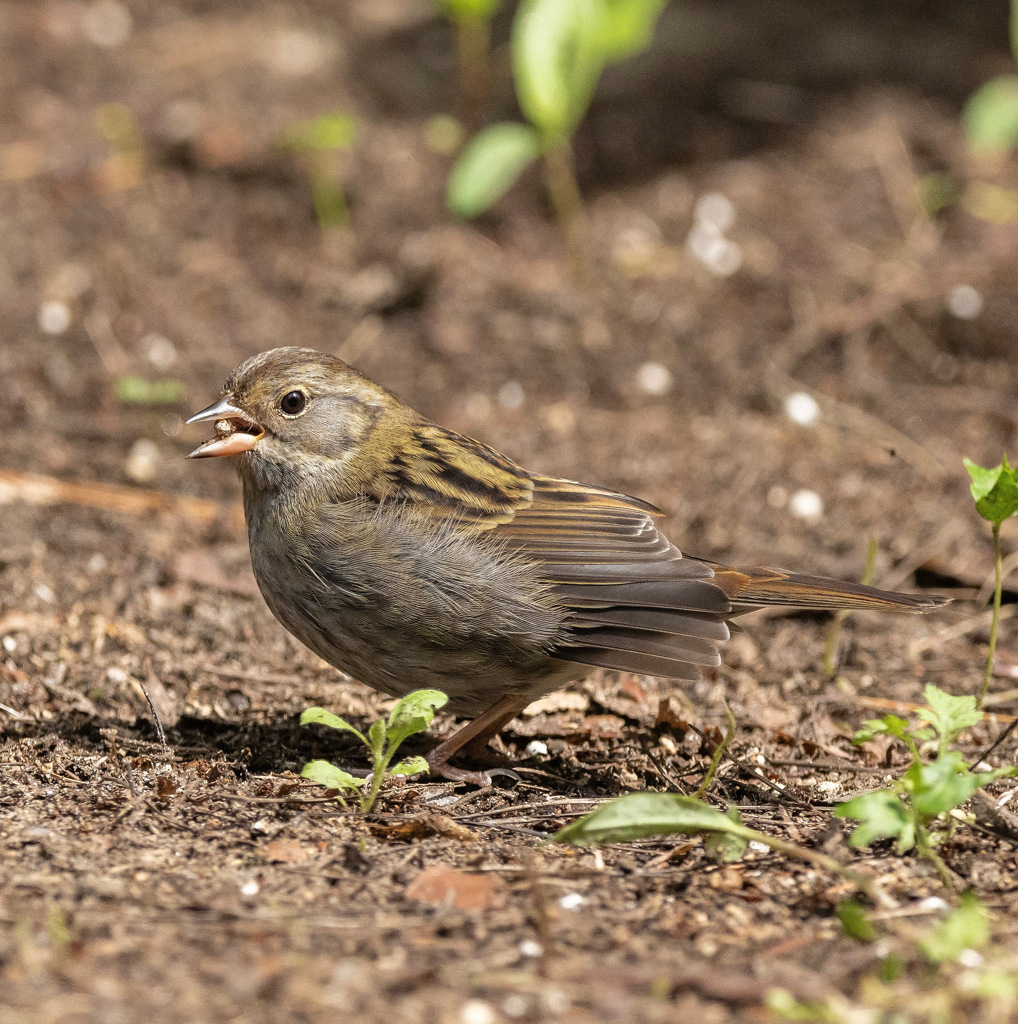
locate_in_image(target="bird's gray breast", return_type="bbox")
[244,493,567,714]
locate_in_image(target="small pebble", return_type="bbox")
[558,892,585,910]
[459,1000,496,1024]
[497,381,525,410]
[636,361,673,396]
[947,284,983,320]
[788,489,823,520]
[38,300,71,335]
[784,391,820,426]
[34,583,55,603]
[125,438,159,484]
[694,193,735,232]
[524,740,548,757]
[502,995,528,1018]
[2,636,16,653]
[519,939,543,957]
[240,879,259,897]
[957,949,984,968]
[81,0,132,47]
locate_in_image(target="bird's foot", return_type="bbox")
[425,749,519,787]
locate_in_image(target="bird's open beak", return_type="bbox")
[185,396,265,459]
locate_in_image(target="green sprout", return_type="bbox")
[447,0,667,261]
[963,455,1018,704]
[834,685,1018,886]
[280,113,357,228]
[963,0,1018,154]
[436,0,502,122]
[299,689,447,813]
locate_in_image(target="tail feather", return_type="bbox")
[708,565,950,614]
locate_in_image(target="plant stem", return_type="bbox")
[456,14,490,124]
[542,142,587,279]
[823,535,877,676]
[695,700,736,799]
[362,760,387,813]
[916,826,956,889]
[980,521,1002,707]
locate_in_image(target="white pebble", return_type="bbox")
[240,879,259,897]
[142,333,177,370]
[788,489,823,520]
[694,193,735,232]
[38,300,71,335]
[34,583,55,604]
[502,995,528,1018]
[519,939,543,957]
[918,896,950,913]
[558,892,585,910]
[524,740,548,757]
[497,381,525,410]
[957,949,984,968]
[2,636,16,653]
[784,391,820,426]
[687,225,741,276]
[87,553,107,573]
[125,438,159,485]
[748,841,769,853]
[947,284,983,320]
[81,0,132,47]
[636,361,673,396]
[106,666,129,685]
[459,1000,496,1024]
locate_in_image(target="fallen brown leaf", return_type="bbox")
[404,865,507,911]
[263,839,309,865]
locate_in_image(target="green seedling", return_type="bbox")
[116,375,183,404]
[299,689,447,812]
[963,0,1018,154]
[436,0,501,121]
[553,791,880,900]
[280,113,357,228]
[834,685,1018,886]
[448,0,667,260]
[963,455,1018,704]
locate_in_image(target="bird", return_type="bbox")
[187,346,947,785]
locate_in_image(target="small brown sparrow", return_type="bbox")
[187,347,946,784]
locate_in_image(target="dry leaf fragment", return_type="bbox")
[263,838,309,864]
[405,865,507,911]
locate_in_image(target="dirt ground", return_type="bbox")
[2,2,1018,1021]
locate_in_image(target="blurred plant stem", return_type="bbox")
[980,521,1003,706]
[457,14,491,124]
[543,142,588,279]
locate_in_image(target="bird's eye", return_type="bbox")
[279,390,307,417]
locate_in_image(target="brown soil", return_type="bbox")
[2,2,1018,1022]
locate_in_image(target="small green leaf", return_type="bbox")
[963,456,1018,525]
[916,685,983,746]
[438,0,501,18]
[834,789,912,849]
[299,707,366,743]
[594,0,668,64]
[300,759,362,792]
[284,113,357,152]
[905,752,984,821]
[853,714,910,743]
[553,792,746,846]
[385,689,448,751]
[116,376,183,405]
[963,77,1018,154]
[447,122,541,217]
[368,719,386,757]
[513,0,603,142]
[390,756,429,776]
[837,899,878,943]
[919,892,990,963]
[705,805,748,862]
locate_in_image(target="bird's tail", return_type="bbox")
[704,562,950,614]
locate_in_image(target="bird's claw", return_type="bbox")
[425,754,520,787]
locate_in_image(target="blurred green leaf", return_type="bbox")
[594,0,668,63]
[438,0,501,18]
[853,714,910,744]
[447,122,540,217]
[299,759,362,793]
[300,706,365,742]
[553,792,746,846]
[284,113,357,153]
[963,456,1018,525]
[919,893,990,963]
[964,76,1018,153]
[837,899,878,943]
[513,0,602,142]
[704,805,748,862]
[834,789,913,851]
[116,376,183,405]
